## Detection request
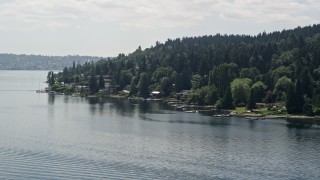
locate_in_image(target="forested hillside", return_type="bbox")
[51,24,320,115]
[0,54,101,70]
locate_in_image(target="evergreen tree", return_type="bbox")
[129,77,138,96]
[75,75,80,83]
[220,86,235,109]
[294,79,304,114]
[89,74,98,93]
[47,71,55,87]
[160,77,171,96]
[286,84,295,114]
[303,103,314,116]
[181,69,191,90]
[211,63,239,97]
[299,68,313,97]
[138,72,150,99]
[98,75,105,89]
[62,67,70,83]
[208,71,214,86]
[174,73,183,92]
[313,88,320,108]
[246,89,255,110]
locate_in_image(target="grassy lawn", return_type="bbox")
[235,107,287,116]
[235,107,247,114]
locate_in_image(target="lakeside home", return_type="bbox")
[255,102,286,109]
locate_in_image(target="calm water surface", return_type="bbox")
[0,71,320,179]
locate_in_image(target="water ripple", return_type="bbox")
[0,147,213,179]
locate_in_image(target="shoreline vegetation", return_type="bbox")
[44,24,320,123]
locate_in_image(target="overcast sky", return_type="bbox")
[0,0,319,57]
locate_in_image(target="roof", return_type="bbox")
[151,91,161,95]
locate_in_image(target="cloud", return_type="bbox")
[0,0,219,30]
[0,0,318,31]
[84,0,220,29]
[0,0,80,30]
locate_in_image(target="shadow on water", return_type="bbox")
[87,97,107,115]
[138,101,149,113]
[138,107,232,126]
[108,98,136,117]
[248,119,256,129]
[207,117,231,126]
[128,100,233,126]
[87,97,100,104]
[86,97,137,117]
[138,116,231,126]
[48,95,55,105]
[55,96,233,126]
[286,118,314,129]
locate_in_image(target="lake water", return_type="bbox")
[0,71,320,179]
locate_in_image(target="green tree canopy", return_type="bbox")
[230,78,252,105]
[151,67,173,83]
[240,67,260,80]
[274,76,292,101]
[187,85,219,106]
[251,81,267,102]
[209,63,239,97]
[272,66,293,83]
[205,85,219,105]
[119,70,133,90]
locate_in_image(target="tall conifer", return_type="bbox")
[294,79,304,114]
[286,84,295,114]
[220,86,235,110]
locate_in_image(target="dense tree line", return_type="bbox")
[51,24,320,115]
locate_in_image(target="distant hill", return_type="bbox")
[0,54,103,70]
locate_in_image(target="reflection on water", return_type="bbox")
[138,101,151,113]
[1,71,320,179]
[248,119,257,129]
[286,118,315,129]
[48,94,55,104]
